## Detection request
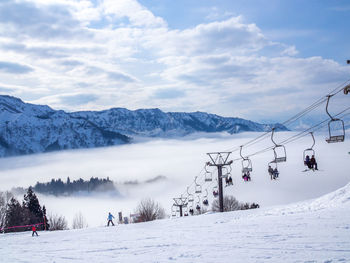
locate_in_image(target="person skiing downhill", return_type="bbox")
[32,225,38,236]
[107,212,115,226]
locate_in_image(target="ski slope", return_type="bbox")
[1,182,350,263]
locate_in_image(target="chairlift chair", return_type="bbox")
[204,164,213,182]
[325,95,345,143]
[303,132,316,164]
[271,128,287,162]
[212,185,219,197]
[240,146,253,174]
[344,84,350,95]
[171,205,177,217]
[194,176,202,194]
[268,161,279,180]
[196,196,201,211]
[204,171,213,182]
[187,187,194,203]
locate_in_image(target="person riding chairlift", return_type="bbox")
[242,171,251,181]
[273,167,279,179]
[310,155,318,170]
[304,155,311,169]
[268,165,274,180]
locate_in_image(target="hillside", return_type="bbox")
[1,182,350,262]
[0,95,287,157]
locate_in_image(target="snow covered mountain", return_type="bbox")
[0,95,287,157]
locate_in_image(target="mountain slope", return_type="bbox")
[0,95,287,157]
[1,182,350,263]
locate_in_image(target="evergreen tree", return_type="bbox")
[42,205,50,230]
[5,197,27,232]
[23,187,43,223]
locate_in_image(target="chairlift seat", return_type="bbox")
[326,135,344,143]
[242,167,252,173]
[195,189,202,194]
[274,157,286,163]
[204,178,212,182]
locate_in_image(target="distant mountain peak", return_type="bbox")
[0,95,287,158]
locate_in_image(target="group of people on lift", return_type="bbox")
[225,176,233,186]
[268,165,279,180]
[304,155,318,171]
[242,171,251,181]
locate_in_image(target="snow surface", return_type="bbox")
[1,183,350,263]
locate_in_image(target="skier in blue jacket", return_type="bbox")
[107,212,115,226]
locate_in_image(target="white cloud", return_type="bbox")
[0,0,348,122]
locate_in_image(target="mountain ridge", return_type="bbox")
[0,95,287,157]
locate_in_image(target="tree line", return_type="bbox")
[33,177,117,196]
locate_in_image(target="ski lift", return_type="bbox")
[344,84,350,95]
[196,196,201,211]
[212,181,219,197]
[325,95,345,143]
[171,205,177,217]
[187,187,194,203]
[204,167,213,182]
[271,128,287,162]
[268,161,279,180]
[240,145,253,174]
[194,176,202,194]
[303,132,315,164]
[221,165,232,179]
[202,189,209,206]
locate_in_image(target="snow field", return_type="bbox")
[1,183,350,262]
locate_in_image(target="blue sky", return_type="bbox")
[0,0,349,124]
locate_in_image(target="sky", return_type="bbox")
[0,0,349,123]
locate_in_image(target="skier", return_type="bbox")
[213,190,218,197]
[32,225,38,236]
[310,155,318,170]
[189,208,194,215]
[107,212,115,226]
[268,166,274,180]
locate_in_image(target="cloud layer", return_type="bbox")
[0,0,349,122]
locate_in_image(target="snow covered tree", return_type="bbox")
[48,213,68,231]
[72,212,88,229]
[212,195,241,212]
[135,198,165,222]
[0,191,13,230]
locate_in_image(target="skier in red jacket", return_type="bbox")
[32,225,38,236]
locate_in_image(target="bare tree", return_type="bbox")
[0,191,13,230]
[135,198,165,222]
[48,213,68,231]
[72,212,88,229]
[212,195,241,212]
